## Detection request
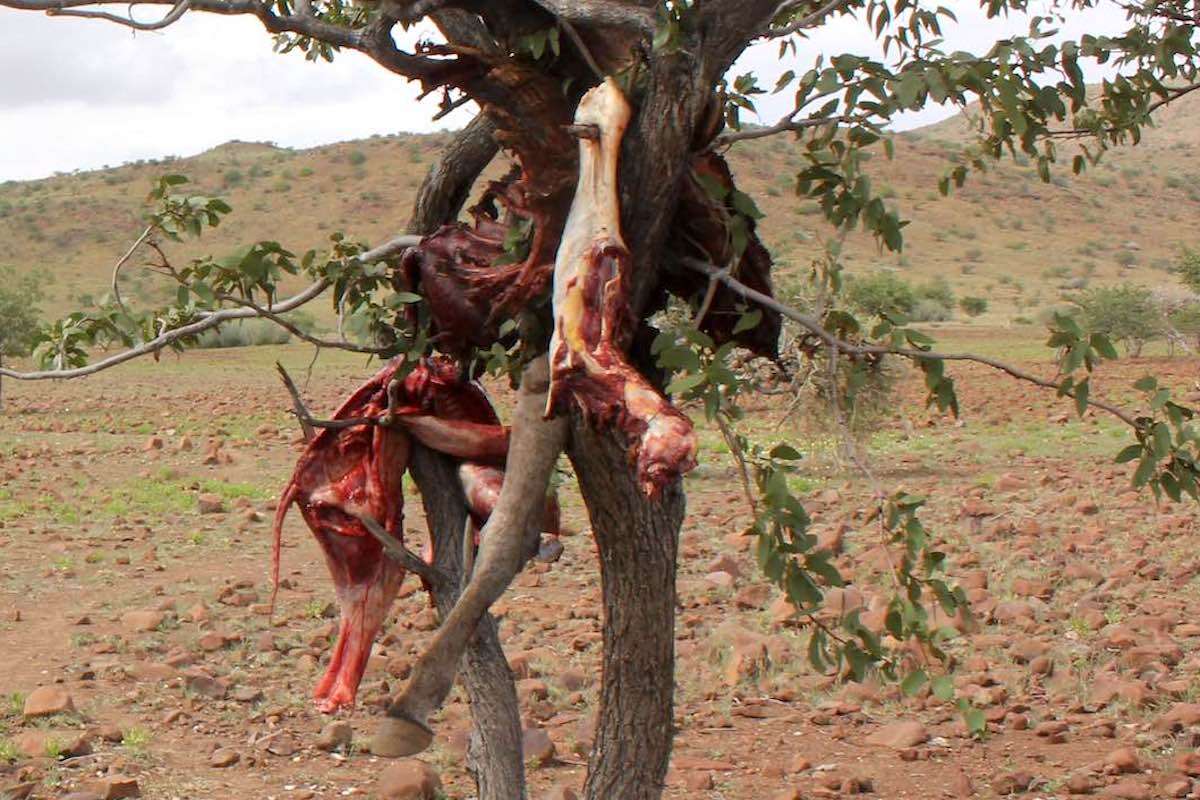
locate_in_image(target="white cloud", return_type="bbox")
[0,0,1132,181]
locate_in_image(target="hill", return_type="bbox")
[2,92,1197,324]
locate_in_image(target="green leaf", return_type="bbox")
[1114,444,1143,464]
[1133,375,1158,392]
[770,443,803,461]
[900,669,928,697]
[931,675,954,701]
[666,372,707,395]
[1074,377,1089,418]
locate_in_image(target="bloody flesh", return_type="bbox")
[273,356,557,712]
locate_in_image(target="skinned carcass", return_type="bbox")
[546,78,698,497]
[273,356,558,712]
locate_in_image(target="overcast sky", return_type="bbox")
[0,1,1128,181]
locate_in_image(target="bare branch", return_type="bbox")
[677,257,1140,428]
[765,0,852,38]
[46,0,191,28]
[110,226,154,315]
[355,511,445,587]
[714,112,861,147]
[215,292,392,354]
[275,361,316,441]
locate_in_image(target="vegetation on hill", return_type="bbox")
[3,91,1198,323]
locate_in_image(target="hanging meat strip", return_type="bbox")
[273,356,558,712]
[545,78,697,497]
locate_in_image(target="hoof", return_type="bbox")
[370,714,434,758]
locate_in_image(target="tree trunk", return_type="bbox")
[408,445,527,800]
[569,421,684,800]
[399,112,525,800]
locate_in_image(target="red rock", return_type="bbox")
[1104,747,1141,774]
[82,775,141,800]
[377,760,442,800]
[1155,703,1200,732]
[120,610,165,633]
[316,720,353,752]
[197,493,225,514]
[522,726,556,764]
[22,685,75,718]
[209,748,240,767]
[1104,780,1151,799]
[864,721,928,749]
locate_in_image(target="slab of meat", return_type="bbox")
[546,78,698,497]
[273,356,558,712]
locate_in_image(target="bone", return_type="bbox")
[545,78,698,497]
[373,355,566,757]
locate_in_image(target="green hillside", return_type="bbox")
[2,91,1196,324]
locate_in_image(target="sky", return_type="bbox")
[0,1,1130,181]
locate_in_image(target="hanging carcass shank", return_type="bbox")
[546,78,698,496]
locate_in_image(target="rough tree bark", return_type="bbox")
[408,446,528,800]
[569,422,685,800]
[401,114,528,800]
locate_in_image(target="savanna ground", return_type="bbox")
[2,326,1200,800]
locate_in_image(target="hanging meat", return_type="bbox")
[545,78,698,497]
[272,356,559,712]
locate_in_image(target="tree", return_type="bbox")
[0,266,43,410]
[2,0,1200,799]
[1178,247,1200,295]
[959,296,988,317]
[1073,284,1164,356]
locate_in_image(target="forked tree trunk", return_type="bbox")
[401,113,525,800]
[568,421,685,800]
[408,446,527,800]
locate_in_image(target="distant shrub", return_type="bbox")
[195,319,292,349]
[1177,248,1200,294]
[959,296,988,317]
[847,273,954,321]
[223,169,243,188]
[1116,250,1137,268]
[1073,284,1163,356]
[347,150,368,166]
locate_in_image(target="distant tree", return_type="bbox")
[846,272,916,318]
[0,266,44,410]
[1074,284,1163,356]
[1178,248,1200,295]
[959,296,989,317]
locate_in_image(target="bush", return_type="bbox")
[845,272,916,318]
[959,296,988,317]
[847,272,955,321]
[195,319,293,349]
[1073,284,1163,356]
[1178,248,1200,294]
[347,150,368,166]
[911,298,953,322]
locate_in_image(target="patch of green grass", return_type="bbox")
[103,479,193,517]
[121,725,152,754]
[195,478,271,502]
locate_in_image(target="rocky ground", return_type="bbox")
[3,340,1200,799]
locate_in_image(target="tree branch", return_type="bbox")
[764,0,852,38]
[677,257,1140,428]
[373,356,567,758]
[0,234,419,382]
[713,112,862,147]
